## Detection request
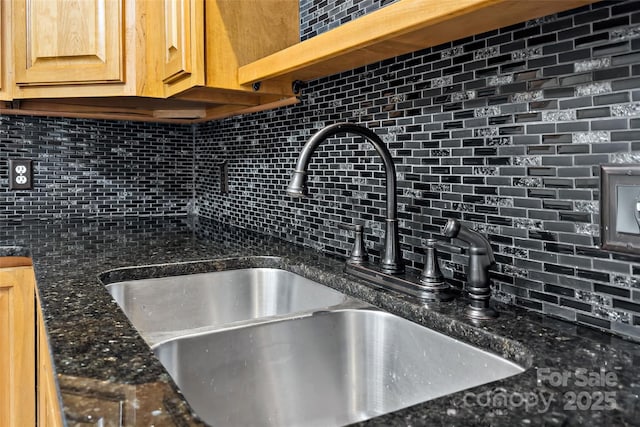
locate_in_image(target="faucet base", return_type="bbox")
[465,305,498,320]
[345,262,457,302]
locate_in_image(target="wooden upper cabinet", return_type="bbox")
[204,0,298,93]
[3,0,300,121]
[0,1,4,98]
[160,0,204,96]
[154,0,298,99]
[14,0,124,86]
[0,0,11,100]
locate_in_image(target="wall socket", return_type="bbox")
[9,159,34,190]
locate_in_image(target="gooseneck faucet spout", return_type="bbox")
[287,123,404,274]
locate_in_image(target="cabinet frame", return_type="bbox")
[0,0,12,100]
[160,0,205,96]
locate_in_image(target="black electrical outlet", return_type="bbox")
[9,159,34,190]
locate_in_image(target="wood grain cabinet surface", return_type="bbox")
[0,0,4,98]
[0,265,36,427]
[1,0,300,122]
[159,0,205,96]
[13,0,124,87]
[0,260,63,427]
[11,0,144,99]
[155,0,299,99]
[0,0,11,100]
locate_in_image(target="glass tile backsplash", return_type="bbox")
[2,0,640,341]
[195,0,640,340]
[0,116,193,221]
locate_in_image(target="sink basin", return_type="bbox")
[153,308,525,427]
[106,268,351,344]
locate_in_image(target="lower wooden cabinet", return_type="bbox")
[0,259,63,427]
[0,263,36,427]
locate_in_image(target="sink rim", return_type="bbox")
[98,257,534,426]
[98,256,534,368]
[152,306,527,427]
[151,306,529,370]
[151,305,527,371]
[97,255,286,285]
[104,265,366,346]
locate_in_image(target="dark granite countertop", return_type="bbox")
[2,216,639,426]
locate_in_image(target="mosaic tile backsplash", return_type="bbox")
[195,0,640,340]
[2,0,640,341]
[0,115,193,221]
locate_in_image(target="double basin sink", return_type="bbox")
[104,263,525,426]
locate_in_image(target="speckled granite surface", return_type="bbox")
[2,216,640,426]
[0,245,30,257]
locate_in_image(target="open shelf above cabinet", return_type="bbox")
[239,0,598,86]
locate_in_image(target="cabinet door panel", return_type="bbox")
[163,0,191,83]
[160,0,203,96]
[0,266,36,427]
[0,0,3,95]
[14,0,124,86]
[0,0,9,100]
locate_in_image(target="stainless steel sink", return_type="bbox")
[153,308,525,427]
[106,268,351,344]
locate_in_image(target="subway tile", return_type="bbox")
[528,77,558,90]
[575,32,610,47]
[613,299,640,313]
[593,41,629,56]
[530,291,559,304]
[560,297,592,312]
[594,91,629,106]
[545,283,576,296]
[576,107,612,119]
[576,313,611,329]
[594,66,631,81]
[594,284,630,298]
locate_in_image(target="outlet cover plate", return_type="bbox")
[601,163,640,254]
[9,159,33,190]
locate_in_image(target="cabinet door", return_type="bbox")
[160,0,204,96]
[0,0,4,96]
[0,0,10,100]
[0,266,36,427]
[14,0,124,86]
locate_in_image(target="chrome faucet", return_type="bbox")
[286,122,404,274]
[443,219,498,319]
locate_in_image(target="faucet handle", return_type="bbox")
[419,239,445,285]
[417,239,456,301]
[338,223,368,265]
